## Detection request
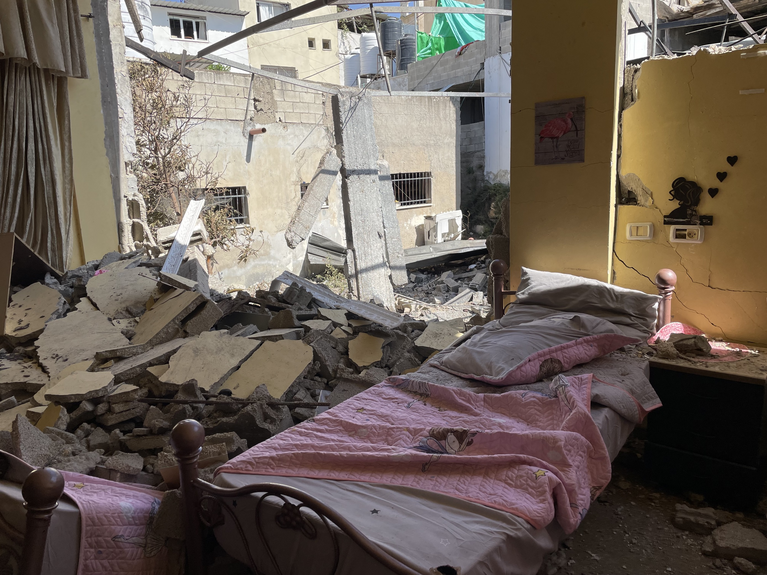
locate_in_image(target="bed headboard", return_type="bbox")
[489,260,678,333]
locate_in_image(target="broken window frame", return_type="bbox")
[169,15,208,41]
[208,186,250,225]
[391,172,433,209]
[301,182,329,208]
[257,1,290,23]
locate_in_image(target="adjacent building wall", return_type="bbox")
[373,95,460,248]
[243,0,340,84]
[406,39,485,92]
[509,0,622,287]
[615,48,767,345]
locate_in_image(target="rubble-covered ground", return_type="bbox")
[541,436,767,575]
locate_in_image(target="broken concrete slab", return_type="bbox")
[96,404,148,427]
[86,267,158,319]
[34,404,68,431]
[45,371,115,403]
[132,288,205,346]
[0,355,50,392]
[301,319,332,332]
[4,283,66,345]
[274,271,402,329]
[66,401,96,431]
[0,396,17,413]
[306,332,341,380]
[32,360,92,407]
[12,415,57,468]
[106,383,148,403]
[86,427,111,451]
[105,451,144,475]
[36,309,130,380]
[160,331,260,392]
[348,333,385,368]
[25,406,47,425]
[318,308,348,326]
[182,299,223,337]
[377,160,408,287]
[330,327,348,339]
[247,328,304,342]
[158,272,197,292]
[285,149,342,249]
[268,309,302,330]
[95,342,155,361]
[414,318,465,356]
[178,257,210,300]
[704,522,767,565]
[669,333,712,356]
[111,338,187,383]
[445,289,474,306]
[204,432,247,455]
[121,434,168,452]
[226,339,313,399]
[328,381,369,408]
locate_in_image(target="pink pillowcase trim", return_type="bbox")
[437,333,640,387]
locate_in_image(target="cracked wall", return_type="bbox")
[615,48,767,345]
[508,0,623,287]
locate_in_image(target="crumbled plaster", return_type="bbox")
[618,172,654,206]
[248,75,277,125]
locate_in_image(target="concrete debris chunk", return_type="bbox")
[131,288,205,346]
[12,415,57,468]
[105,451,144,475]
[226,340,313,399]
[67,401,97,430]
[307,332,341,380]
[669,333,712,356]
[52,451,103,475]
[86,267,158,319]
[247,328,303,342]
[111,338,187,383]
[35,404,69,431]
[86,427,111,451]
[414,318,466,356]
[36,309,130,380]
[158,272,197,292]
[182,299,223,337]
[204,432,247,455]
[301,319,332,332]
[348,333,385,368]
[704,522,767,565]
[734,557,757,574]
[96,404,149,427]
[160,331,260,392]
[45,371,115,403]
[122,434,169,452]
[0,355,50,393]
[4,283,66,345]
[106,384,148,403]
[318,308,348,326]
[674,504,718,534]
[178,257,210,300]
[268,309,302,330]
[0,397,17,413]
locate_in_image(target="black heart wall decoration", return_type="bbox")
[708,188,719,198]
[727,156,738,166]
[716,172,727,182]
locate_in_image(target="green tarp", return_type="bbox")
[416,0,485,61]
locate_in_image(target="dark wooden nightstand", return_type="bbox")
[646,353,767,509]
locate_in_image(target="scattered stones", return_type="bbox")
[704,523,767,565]
[45,371,115,403]
[733,557,757,574]
[105,451,144,476]
[674,504,719,534]
[669,334,712,356]
[11,415,57,468]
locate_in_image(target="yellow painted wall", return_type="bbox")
[509,0,622,287]
[615,49,767,345]
[67,0,120,268]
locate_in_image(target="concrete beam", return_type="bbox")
[377,160,408,286]
[333,89,396,310]
[285,150,342,249]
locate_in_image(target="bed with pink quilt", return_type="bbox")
[170,265,666,575]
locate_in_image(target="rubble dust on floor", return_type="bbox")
[541,437,767,575]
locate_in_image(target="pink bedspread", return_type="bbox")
[60,472,170,575]
[218,374,611,533]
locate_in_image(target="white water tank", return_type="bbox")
[121,0,155,59]
[343,52,361,86]
[359,33,380,75]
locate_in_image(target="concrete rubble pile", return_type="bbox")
[394,256,492,321]
[0,249,478,489]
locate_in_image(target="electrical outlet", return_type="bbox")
[669,225,704,244]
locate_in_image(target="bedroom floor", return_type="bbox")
[545,437,767,575]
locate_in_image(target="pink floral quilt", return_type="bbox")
[218,374,611,533]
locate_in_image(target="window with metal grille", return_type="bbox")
[262,65,298,78]
[300,182,329,208]
[210,187,249,224]
[391,172,432,208]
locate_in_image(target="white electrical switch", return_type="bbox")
[626,222,653,241]
[669,225,704,244]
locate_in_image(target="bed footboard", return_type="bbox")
[489,259,678,331]
[171,419,429,575]
[0,454,66,575]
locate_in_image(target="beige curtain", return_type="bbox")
[0,0,88,271]
[0,0,87,79]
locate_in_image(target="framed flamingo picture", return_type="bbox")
[534,97,586,165]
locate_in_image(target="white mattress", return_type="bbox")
[214,404,634,575]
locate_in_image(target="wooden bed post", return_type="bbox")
[490,259,510,319]
[171,419,207,575]
[655,268,678,330]
[20,468,64,575]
